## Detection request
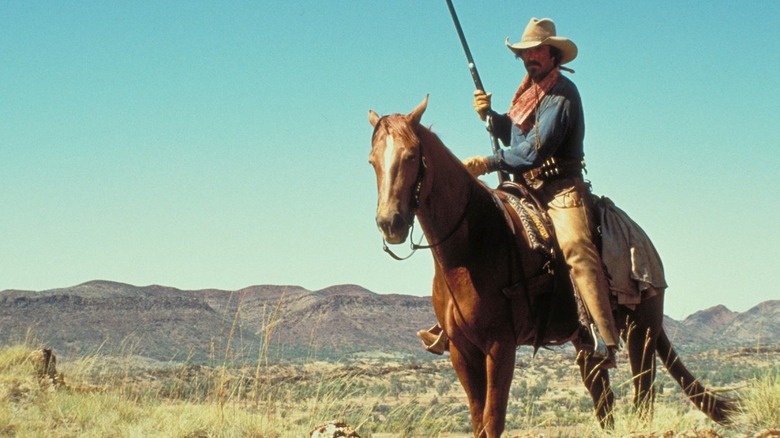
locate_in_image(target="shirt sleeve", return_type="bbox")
[487,110,512,146]
[486,93,572,173]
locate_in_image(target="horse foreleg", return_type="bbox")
[574,340,615,429]
[482,341,516,437]
[450,344,487,437]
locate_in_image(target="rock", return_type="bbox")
[309,421,361,438]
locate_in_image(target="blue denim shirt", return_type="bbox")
[486,74,585,174]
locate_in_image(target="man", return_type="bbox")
[419,17,619,368]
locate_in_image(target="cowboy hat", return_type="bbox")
[505,17,577,65]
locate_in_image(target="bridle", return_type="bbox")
[379,123,472,261]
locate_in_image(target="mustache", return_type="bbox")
[524,61,541,68]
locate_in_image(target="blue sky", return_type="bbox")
[1,1,778,319]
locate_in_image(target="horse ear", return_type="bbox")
[368,110,381,127]
[407,94,429,126]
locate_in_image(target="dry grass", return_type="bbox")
[1,343,778,437]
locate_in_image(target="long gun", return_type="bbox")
[445,0,508,183]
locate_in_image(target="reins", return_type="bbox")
[382,191,472,260]
[382,133,473,261]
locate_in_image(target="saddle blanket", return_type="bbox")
[597,196,668,308]
[496,187,668,309]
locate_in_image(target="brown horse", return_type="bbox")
[368,96,735,436]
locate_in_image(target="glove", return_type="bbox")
[462,156,489,177]
[473,89,492,121]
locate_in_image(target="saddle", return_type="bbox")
[492,181,581,349]
[493,181,554,258]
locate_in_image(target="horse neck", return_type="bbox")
[414,127,487,254]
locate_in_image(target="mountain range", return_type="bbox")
[1,280,777,363]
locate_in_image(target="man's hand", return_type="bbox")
[462,156,489,177]
[473,90,492,121]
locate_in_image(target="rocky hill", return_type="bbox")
[662,301,780,348]
[0,281,436,363]
[1,281,777,363]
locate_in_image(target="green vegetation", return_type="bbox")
[0,343,778,437]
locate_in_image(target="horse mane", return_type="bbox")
[416,124,455,161]
[414,123,491,197]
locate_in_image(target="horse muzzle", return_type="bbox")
[376,211,411,244]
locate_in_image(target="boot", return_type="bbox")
[416,324,449,355]
[565,243,620,361]
[571,258,620,369]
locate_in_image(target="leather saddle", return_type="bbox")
[492,181,584,348]
[493,181,555,258]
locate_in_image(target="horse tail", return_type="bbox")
[655,328,738,424]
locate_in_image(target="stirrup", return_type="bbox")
[589,323,617,369]
[589,323,610,358]
[417,325,449,355]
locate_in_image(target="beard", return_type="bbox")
[525,63,552,82]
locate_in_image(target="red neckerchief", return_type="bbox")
[507,68,561,133]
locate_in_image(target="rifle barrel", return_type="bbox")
[445,0,508,183]
[445,0,483,91]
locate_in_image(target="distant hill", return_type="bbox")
[0,281,435,363]
[1,281,777,363]
[662,301,780,348]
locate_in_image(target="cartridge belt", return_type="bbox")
[522,157,584,182]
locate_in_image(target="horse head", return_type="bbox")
[368,95,428,244]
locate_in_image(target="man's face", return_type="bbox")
[520,45,555,82]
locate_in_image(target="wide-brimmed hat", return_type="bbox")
[505,17,577,65]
